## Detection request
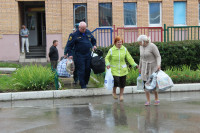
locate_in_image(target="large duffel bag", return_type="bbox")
[91,50,105,74]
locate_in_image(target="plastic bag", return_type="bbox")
[137,74,144,90]
[66,59,75,75]
[57,59,71,77]
[157,70,174,91]
[145,72,157,91]
[104,68,114,91]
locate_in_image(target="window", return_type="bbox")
[149,2,161,26]
[74,4,87,27]
[99,3,112,27]
[124,3,137,26]
[174,2,186,25]
[199,3,200,24]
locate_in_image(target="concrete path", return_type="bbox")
[0,92,200,133]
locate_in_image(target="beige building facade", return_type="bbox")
[0,0,199,61]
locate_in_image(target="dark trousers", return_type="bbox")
[75,52,91,88]
[50,60,58,69]
[72,51,78,83]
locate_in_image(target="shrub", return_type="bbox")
[0,75,16,92]
[12,65,55,91]
[99,40,200,70]
[0,62,22,68]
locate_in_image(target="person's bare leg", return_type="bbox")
[119,88,124,101]
[154,91,160,105]
[154,91,159,101]
[112,87,118,99]
[145,91,150,105]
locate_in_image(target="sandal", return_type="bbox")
[145,101,150,106]
[112,93,118,99]
[154,100,160,105]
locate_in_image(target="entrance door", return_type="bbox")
[26,12,38,46]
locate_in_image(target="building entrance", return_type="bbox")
[19,1,46,58]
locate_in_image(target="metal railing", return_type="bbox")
[113,25,163,43]
[92,27,113,47]
[164,24,200,42]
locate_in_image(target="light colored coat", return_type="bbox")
[139,43,161,81]
[105,45,137,76]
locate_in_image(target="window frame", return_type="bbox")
[99,3,113,27]
[174,1,187,26]
[73,3,87,28]
[199,3,200,25]
[123,2,137,27]
[149,2,162,27]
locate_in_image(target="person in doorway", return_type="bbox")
[66,21,96,89]
[137,35,161,106]
[20,25,29,53]
[49,40,59,69]
[105,36,138,101]
[64,23,79,84]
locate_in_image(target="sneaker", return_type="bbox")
[154,100,160,105]
[145,101,150,106]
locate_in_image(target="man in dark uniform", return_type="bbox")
[64,23,79,84]
[66,21,96,89]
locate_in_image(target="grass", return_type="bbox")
[90,72,105,88]
[0,62,22,68]
[0,75,16,92]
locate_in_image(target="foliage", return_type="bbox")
[0,75,16,92]
[0,62,22,68]
[12,65,55,91]
[99,40,200,70]
[90,71,105,88]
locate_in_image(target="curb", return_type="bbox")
[0,83,200,101]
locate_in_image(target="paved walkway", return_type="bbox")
[0,92,200,133]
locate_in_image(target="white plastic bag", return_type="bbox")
[157,70,174,91]
[104,68,114,91]
[137,74,144,90]
[145,72,157,91]
[66,59,75,75]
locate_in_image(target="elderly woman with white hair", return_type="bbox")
[137,35,161,106]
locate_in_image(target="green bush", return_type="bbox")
[91,64,200,87]
[0,62,22,68]
[12,65,55,91]
[0,75,16,92]
[99,40,200,70]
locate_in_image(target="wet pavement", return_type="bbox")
[0,91,200,133]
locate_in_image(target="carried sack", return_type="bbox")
[137,74,144,90]
[57,58,71,77]
[157,70,174,91]
[91,49,105,74]
[145,72,157,91]
[66,59,75,75]
[104,68,114,91]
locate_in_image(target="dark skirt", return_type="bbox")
[113,75,126,88]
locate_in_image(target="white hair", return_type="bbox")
[137,35,151,45]
[79,21,87,27]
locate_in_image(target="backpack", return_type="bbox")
[91,49,105,74]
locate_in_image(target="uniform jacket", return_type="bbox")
[66,29,96,56]
[105,45,137,77]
